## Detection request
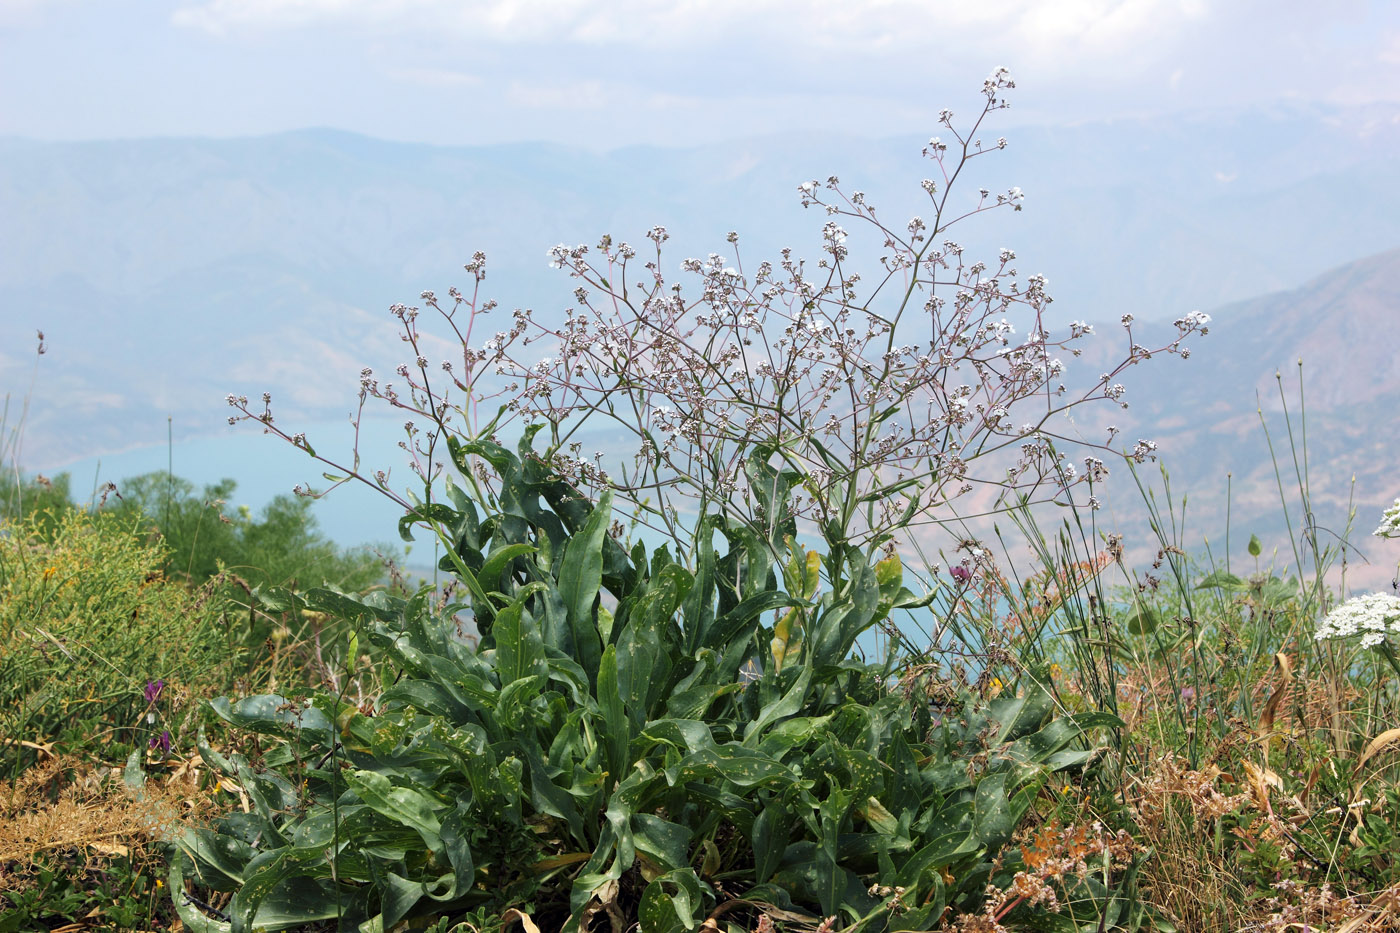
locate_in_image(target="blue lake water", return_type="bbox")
[50,417,416,550]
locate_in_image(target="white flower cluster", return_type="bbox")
[1315,592,1400,648]
[1374,496,1400,539]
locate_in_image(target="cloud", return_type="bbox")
[8,0,1395,148]
[384,66,482,88]
[170,0,1212,59]
[1380,31,1400,65]
[505,78,608,110]
[0,0,76,25]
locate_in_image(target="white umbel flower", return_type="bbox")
[1374,497,1400,539]
[1315,593,1400,648]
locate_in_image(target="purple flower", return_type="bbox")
[950,565,972,584]
[149,730,171,754]
[144,679,165,704]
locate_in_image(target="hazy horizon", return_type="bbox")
[4,1,1399,149]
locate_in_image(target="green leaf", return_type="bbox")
[175,825,256,889]
[170,859,232,933]
[668,745,793,789]
[597,644,630,783]
[1195,569,1244,590]
[344,770,444,851]
[637,718,715,756]
[743,665,813,746]
[665,680,744,721]
[701,590,801,654]
[752,799,796,883]
[225,846,330,933]
[638,869,707,933]
[521,741,586,843]
[495,599,547,686]
[208,695,333,741]
[815,787,850,917]
[1125,604,1159,635]
[557,488,612,681]
[364,860,426,931]
[973,771,1015,848]
[304,586,385,626]
[633,813,693,873]
[479,542,537,586]
[397,502,462,543]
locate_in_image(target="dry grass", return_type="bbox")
[0,749,220,892]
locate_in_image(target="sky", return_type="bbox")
[3,0,1400,149]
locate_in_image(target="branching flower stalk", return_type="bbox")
[228,69,1209,591]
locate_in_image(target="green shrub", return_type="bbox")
[0,508,241,775]
[106,472,386,591]
[173,435,1132,933]
[0,471,79,539]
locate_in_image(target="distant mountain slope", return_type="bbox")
[1077,248,1400,582]
[2,103,1398,505]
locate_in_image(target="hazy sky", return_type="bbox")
[3,0,1399,149]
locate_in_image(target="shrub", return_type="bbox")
[174,436,1131,932]
[106,471,386,592]
[0,508,240,776]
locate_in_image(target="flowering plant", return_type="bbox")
[1314,592,1400,650]
[1374,496,1400,539]
[1314,496,1400,678]
[204,71,1183,932]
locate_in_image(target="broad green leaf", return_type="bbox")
[557,488,612,681]
[225,846,329,933]
[703,590,801,654]
[344,770,443,851]
[665,680,744,721]
[616,603,669,727]
[633,813,693,873]
[810,559,879,668]
[752,799,796,883]
[743,665,813,746]
[638,869,707,933]
[1002,710,1123,767]
[815,786,849,917]
[757,713,835,756]
[364,860,426,931]
[1125,604,1159,635]
[1195,569,1244,590]
[858,796,899,835]
[175,825,256,888]
[987,688,1053,746]
[637,718,715,756]
[520,741,585,843]
[209,695,333,741]
[668,745,793,789]
[495,600,547,686]
[597,644,630,783]
[479,542,537,587]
